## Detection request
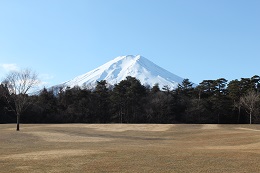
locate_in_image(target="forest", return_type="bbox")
[1,75,260,124]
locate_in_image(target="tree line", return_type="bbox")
[1,71,260,125]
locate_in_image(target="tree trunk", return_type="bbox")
[16,113,20,131]
[237,106,241,124]
[250,111,252,124]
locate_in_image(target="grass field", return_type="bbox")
[0,124,260,173]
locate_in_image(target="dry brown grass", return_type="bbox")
[24,131,111,142]
[0,124,260,173]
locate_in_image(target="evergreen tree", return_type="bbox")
[94,80,110,123]
[151,83,160,93]
[251,75,260,92]
[177,79,194,97]
[199,80,215,97]
[37,88,58,122]
[240,78,255,94]
[214,78,228,95]
[110,76,146,123]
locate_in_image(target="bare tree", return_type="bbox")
[1,69,39,131]
[240,90,260,124]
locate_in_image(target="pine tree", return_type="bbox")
[94,80,110,123]
[110,76,146,123]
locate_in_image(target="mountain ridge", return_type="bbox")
[51,55,186,90]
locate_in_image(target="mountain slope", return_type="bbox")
[53,55,185,90]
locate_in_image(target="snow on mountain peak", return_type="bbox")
[54,55,185,90]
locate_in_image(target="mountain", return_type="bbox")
[52,55,186,90]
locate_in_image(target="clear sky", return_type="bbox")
[0,0,259,87]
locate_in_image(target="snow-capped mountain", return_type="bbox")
[52,55,185,90]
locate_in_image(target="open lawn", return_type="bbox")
[0,124,260,173]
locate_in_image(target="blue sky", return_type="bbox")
[0,0,259,87]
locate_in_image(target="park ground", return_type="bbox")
[0,124,260,173]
